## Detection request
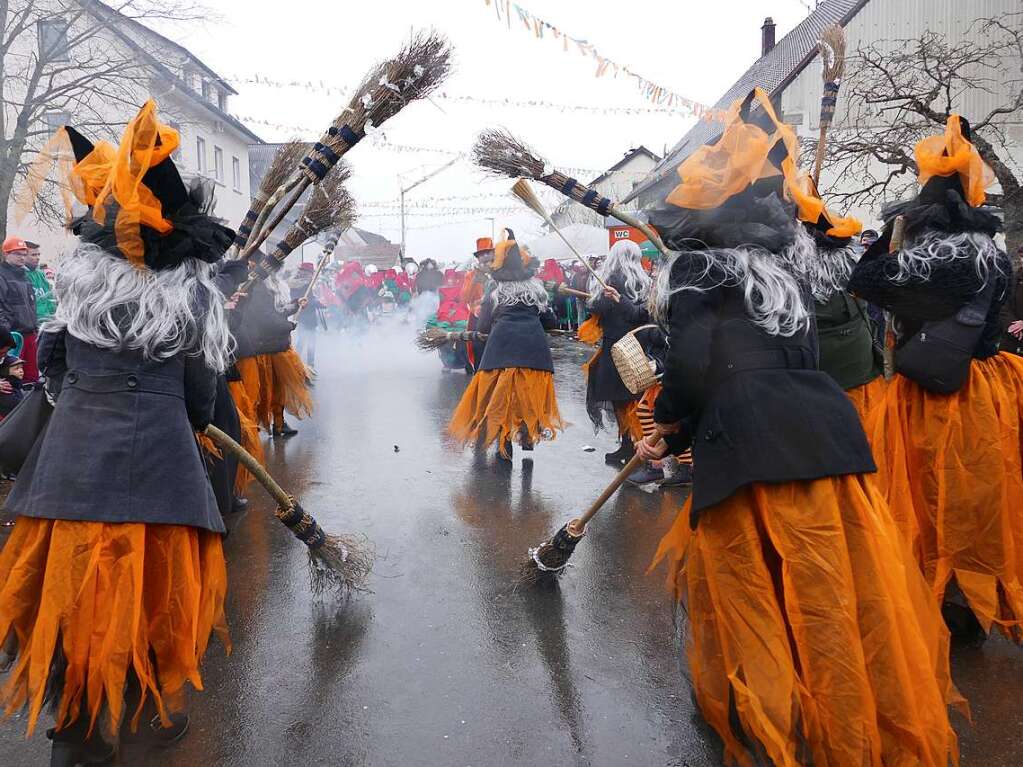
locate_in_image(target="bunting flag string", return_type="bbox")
[478,0,712,117]
[223,76,700,117]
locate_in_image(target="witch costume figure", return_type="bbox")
[0,101,233,764]
[231,269,313,439]
[644,89,959,766]
[849,115,1023,643]
[582,239,651,467]
[448,233,564,461]
[788,178,887,422]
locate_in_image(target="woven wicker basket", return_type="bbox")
[611,325,659,394]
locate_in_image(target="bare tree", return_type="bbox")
[824,11,1023,251]
[0,0,207,237]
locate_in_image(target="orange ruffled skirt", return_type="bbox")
[236,348,313,430]
[0,519,228,738]
[227,379,266,494]
[865,353,1023,635]
[448,368,564,456]
[613,401,644,443]
[846,374,888,424]
[652,475,960,767]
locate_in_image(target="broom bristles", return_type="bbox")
[511,178,552,224]
[308,534,374,598]
[472,128,548,180]
[415,328,454,351]
[259,141,307,203]
[819,24,846,82]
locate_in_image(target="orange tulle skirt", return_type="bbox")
[0,518,228,738]
[448,368,564,456]
[865,353,1023,636]
[652,476,960,767]
[227,379,265,494]
[614,401,644,443]
[846,374,888,424]
[577,316,601,346]
[236,349,313,430]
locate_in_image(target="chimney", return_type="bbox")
[761,17,777,56]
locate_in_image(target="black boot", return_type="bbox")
[496,439,514,463]
[231,495,249,513]
[272,421,299,438]
[150,713,190,747]
[48,722,116,766]
[604,435,635,466]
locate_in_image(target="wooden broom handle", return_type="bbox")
[547,222,609,291]
[296,247,334,317]
[204,424,292,509]
[606,206,670,260]
[569,453,645,535]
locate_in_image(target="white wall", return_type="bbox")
[779,0,1022,227]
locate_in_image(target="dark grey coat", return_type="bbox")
[6,330,225,533]
[476,298,555,373]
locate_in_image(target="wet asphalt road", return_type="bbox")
[2,324,1023,766]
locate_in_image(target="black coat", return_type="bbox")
[0,262,37,334]
[586,276,650,405]
[6,331,224,533]
[654,255,875,518]
[233,281,295,359]
[208,374,241,517]
[849,245,1010,359]
[477,296,555,373]
[416,269,444,293]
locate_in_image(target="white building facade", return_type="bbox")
[6,0,260,258]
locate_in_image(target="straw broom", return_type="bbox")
[232,140,307,255]
[204,425,373,597]
[474,129,669,258]
[812,24,846,187]
[415,328,487,351]
[510,179,609,291]
[521,454,645,585]
[242,165,355,292]
[295,233,342,317]
[238,31,453,263]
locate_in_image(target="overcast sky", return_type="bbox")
[162,0,811,263]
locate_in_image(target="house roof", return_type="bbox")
[82,1,262,144]
[625,0,871,203]
[589,146,661,187]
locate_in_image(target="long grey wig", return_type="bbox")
[779,225,858,304]
[652,241,811,337]
[46,244,234,372]
[491,277,550,310]
[588,239,652,304]
[892,230,1003,286]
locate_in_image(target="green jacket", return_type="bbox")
[26,269,55,322]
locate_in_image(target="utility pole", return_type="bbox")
[399,154,463,262]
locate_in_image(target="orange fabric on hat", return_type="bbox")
[788,171,863,240]
[0,518,228,739]
[448,368,564,457]
[70,100,180,268]
[916,115,994,208]
[864,352,1023,638]
[651,476,961,767]
[666,88,796,211]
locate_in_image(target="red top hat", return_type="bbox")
[474,237,494,257]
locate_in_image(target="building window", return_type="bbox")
[201,79,211,101]
[232,156,242,193]
[38,19,70,62]
[196,136,206,174]
[218,91,228,112]
[43,111,71,133]
[213,146,224,183]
